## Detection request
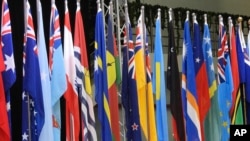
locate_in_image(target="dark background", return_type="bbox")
[2,0,97,140]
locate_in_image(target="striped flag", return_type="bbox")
[73,2,97,140]
[217,17,233,141]
[135,14,148,140]
[106,6,120,141]
[167,12,185,141]
[1,0,16,134]
[181,16,201,141]
[94,8,112,141]
[152,15,169,141]
[0,16,10,140]
[203,21,221,141]
[49,3,67,141]
[36,1,53,141]
[121,17,142,141]
[192,18,210,141]
[22,1,44,140]
[63,1,80,140]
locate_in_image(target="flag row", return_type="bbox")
[1,0,250,141]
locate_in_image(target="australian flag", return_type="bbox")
[1,0,16,130]
[22,1,44,141]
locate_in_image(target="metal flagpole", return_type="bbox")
[23,0,31,140]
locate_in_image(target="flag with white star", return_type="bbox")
[1,0,16,133]
[36,0,53,141]
[181,16,201,141]
[22,1,44,140]
[202,20,221,141]
[121,16,142,141]
[192,18,210,141]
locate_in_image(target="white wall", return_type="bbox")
[139,0,250,16]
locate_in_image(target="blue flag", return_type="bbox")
[49,3,67,141]
[152,17,169,141]
[121,18,142,141]
[36,1,53,141]
[181,17,201,141]
[217,19,233,141]
[94,9,112,141]
[22,1,44,140]
[1,0,16,133]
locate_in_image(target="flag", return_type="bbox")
[22,1,44,140]
[73,2,97,140]
[152,16,169,141]
[203,21,221,141]
[121,17,142,141]
[106,7,120,141]
[217,18,233,141]
[192,19,210,141]
[233,22,248,124]
[49,3,67,141]
[1,0,16,134]
[135,14,148,140]
[63,1,80,140]
[0,20,10,141]
[230,21,243,124]
[181,17,201,141]
[36,1,53,141]
[246,25,250,124]
[94,8,112,141]
[167,14,185,141]
[144,22,157,141]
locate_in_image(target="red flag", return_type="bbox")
[63,1,80,140]
[0,41,10,141]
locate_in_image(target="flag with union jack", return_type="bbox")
[121,15,142,141]
[217,16,233,141]
[1,0,16,134]
[22,1,44,140]
[49,2,67,141]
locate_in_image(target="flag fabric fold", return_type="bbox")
[36,1,53,141]
[106,7,120,141]
[49,3,67,141]
[246,26,250,124]
[152,16,169,141]
[73,2,97,140]
[94,8,112,141]
[203,22,221,141]
[167,15,185,141]
[181,17,201,141]
[1,0,16,135]
[121,18,142,141]
[22,1,44,140]
[63,1,80,140]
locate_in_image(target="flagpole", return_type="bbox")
[123,2,129,140]
[115,0,123,80]
[238,17,247,124]
[23,0,31,141]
